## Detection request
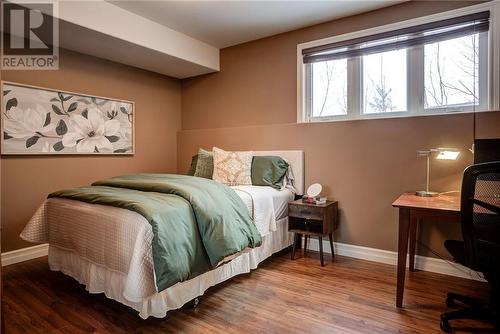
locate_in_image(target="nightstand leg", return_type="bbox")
[329,233,335,261]
[304,235,308,256]
[291,233,297,260]
[319,236,324,266]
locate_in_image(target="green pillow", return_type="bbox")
[194,149,214,179]
[251,156,289,189]
[187,154,198,176]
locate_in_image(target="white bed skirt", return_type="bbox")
[48,217,292,319]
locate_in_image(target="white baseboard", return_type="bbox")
[1,243,49,266]
[1,241,485,282]
[307,239,485,282]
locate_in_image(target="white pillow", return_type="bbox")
[212,147,253,186]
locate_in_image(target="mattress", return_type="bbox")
[21,185,294,308]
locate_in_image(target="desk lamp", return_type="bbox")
[416,148,460,197]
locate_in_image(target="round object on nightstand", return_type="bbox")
[306,183,322,197]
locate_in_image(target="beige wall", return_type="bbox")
[179,1,500,258]
[1,49,181,252]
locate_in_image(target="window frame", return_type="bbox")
[297,2,500,123]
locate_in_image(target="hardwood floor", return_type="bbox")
[2,250,496,334]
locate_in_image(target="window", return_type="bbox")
[311,59,347,117]
[299,6,497,123]
[363,49,407,114]
[424,34,480,110]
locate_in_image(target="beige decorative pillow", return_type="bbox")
[212,147,253,186]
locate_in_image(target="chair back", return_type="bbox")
[460,161,500,273]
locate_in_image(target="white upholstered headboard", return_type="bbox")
[252,150,305,195]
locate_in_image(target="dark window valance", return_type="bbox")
[302,11,490,64]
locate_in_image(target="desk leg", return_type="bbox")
[408,218,418,272]
[396,208,410,308]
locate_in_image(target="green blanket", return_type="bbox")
[49,174,262,292]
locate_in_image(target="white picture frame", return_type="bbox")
[1,81,135,155]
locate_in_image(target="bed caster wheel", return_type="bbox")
[440,319,452,333]
[193,297,199,308]
[445,296,455,307]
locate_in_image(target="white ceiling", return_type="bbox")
[39,1,220,78]
[110,1,405,48]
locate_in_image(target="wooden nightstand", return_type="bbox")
[288,199,338,266]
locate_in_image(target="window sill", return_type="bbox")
[299,108,493,124]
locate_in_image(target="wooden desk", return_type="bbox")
[392,193,461,308]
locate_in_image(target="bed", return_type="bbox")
[20,150,305,319]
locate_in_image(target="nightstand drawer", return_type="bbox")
[289,217,323,234]
[288,204,324,220]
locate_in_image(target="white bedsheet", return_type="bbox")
[232,185,294,236]
[49,217,292,319]
[20,185,293,303]
[22,198,158,299]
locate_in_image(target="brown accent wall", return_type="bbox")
[1,49,181,252]
[179,1,500,258]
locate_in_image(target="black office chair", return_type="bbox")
[440,161,500,332]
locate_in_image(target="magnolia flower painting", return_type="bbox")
[1,82,134,155]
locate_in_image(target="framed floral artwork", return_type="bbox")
[1,81,134,155]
